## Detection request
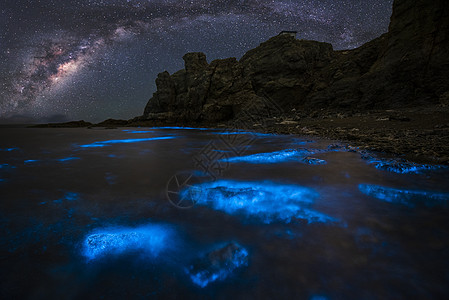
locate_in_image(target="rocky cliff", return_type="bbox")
[143,0,449,123]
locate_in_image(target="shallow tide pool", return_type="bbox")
[1,127,449,299]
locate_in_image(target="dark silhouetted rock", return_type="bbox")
[142,0,449,121]
[94,118,129,127]
[29,120,93,128]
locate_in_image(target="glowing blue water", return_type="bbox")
[24,159,39,163]
[64,192,79,201]
[123,130,156,133]
[0,147,19,151]
[214,131,274,137]
[79,136,175,148]
[364,157,444,174]
[187,243,249,288]
[2,127,449,298]
[181,180,336,224]
[224,149,318,164]
[359,184,449,208]
[57,157,80,162]
[149,126,210,130]
[82,224,174,261]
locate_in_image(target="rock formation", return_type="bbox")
[143,0,449,123]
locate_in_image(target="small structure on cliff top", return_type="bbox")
[278,31,297,38]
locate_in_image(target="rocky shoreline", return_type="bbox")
[29,104,449,166]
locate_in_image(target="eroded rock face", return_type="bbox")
[143,0,449,122]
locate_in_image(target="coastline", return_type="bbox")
[25,104,449,166]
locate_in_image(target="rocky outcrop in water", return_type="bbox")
[143,0,449,122]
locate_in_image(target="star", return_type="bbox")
[0,0,393,123]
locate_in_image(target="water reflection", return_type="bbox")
[79,136,175,148]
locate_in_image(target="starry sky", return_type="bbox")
[0,0,393,123]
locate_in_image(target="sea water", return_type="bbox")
[1,126,449,299]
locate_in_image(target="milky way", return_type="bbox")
[0,0,393,123]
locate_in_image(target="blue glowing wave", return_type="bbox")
[363,155,445,174]
[0,147,19,152]
[57,157,80,162]
[223,149,326,165]
[123,130,155,133]
[214,131,274,137]
[79,136,174,148]
[359,184,449,208]
[187,242,249,288]
[0,163,14,169]
[82,224,175,261]
[149,126,210,130]
[24,159,39,164]
[181,180,336,224]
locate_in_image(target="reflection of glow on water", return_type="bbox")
[364,156,444,174]
[0,163,15,169]
[123,130,155,134]
[24,159,39,164]
[57,157,80,162]
[149,126,210,130]
[79,136,175,148]
[0,147,19,151]
[223,149,327,165]
[82,224,175,261]
[182,180,336,224]
[359,184,449,208]
[214,131,274,137]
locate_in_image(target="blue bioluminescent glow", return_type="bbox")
[187,242,249,288]
[123,130,155,134]
[181,180,336,224]
[224,149,313,164]
[53,192,79,203]
[57,157,80,162]
[24,159,39,164]
[0,163,14,169]
[359,184,449,208]
[364,157,444,174]
[82,224,175,261]
[79,136,175,148]
[214,131,274,137]
[150,126,210,130]
[0,147,19,152]
[64,192,79,201]
[310,295,329,300]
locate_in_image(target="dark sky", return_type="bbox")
[0,0,393,123]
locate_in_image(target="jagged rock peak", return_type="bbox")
[183,52,209,73]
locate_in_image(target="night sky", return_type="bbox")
[0,0,393,123]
